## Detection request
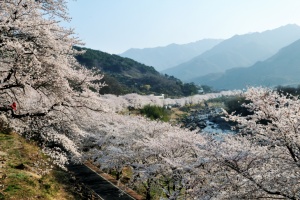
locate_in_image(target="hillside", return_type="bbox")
[162,24,300,81]
[192,38,300,90]
[120,39,223,71]
[0,129,97,199]
[75,47,199,97]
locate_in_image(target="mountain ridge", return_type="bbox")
[163,24,300,81]
[120,39,223,71]
[191,38,300,90]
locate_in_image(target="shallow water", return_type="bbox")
[202,119,236,134]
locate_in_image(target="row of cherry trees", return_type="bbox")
[95,90,241,113]
[0,1,299,199]
[82,87,300,199]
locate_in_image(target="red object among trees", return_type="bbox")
[10,102,17,111]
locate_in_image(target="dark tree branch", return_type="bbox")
[2,68,15,83]
[223,159,297,200]
[0,83,24,90]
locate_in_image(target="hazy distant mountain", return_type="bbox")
[163,24,300,81]
[119,39,223,71]
[192,38,300,90]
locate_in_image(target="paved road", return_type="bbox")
[67,164,135,200]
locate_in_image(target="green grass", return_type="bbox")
[0,131,86,199]
[140,105,171,122]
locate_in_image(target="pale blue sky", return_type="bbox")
[65,0,300,54]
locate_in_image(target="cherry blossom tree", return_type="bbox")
[77,109,215,199]
[208,87,300,199]
[0,0,104,167]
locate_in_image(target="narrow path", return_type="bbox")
[67,164,138,200]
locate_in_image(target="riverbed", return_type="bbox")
[180,107,237,134]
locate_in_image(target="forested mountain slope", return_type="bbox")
[74,47,199,96]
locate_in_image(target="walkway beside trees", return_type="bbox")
[68,163,144,200]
